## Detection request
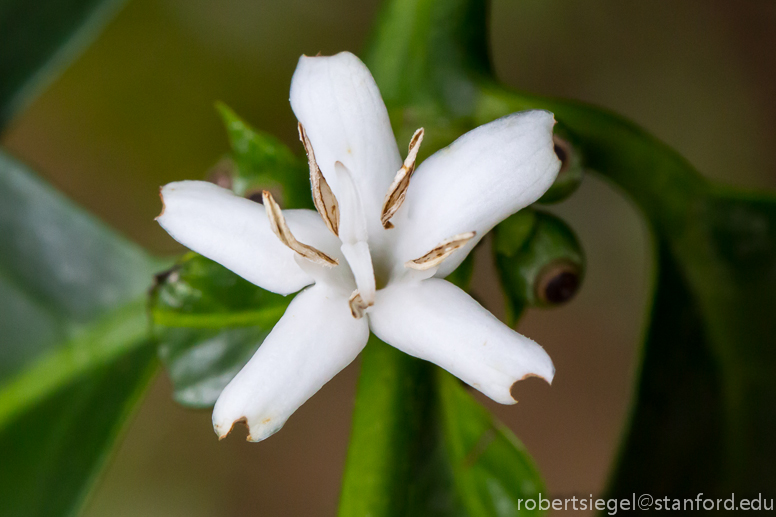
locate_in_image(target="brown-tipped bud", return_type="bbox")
[538,134,584,204]
[536,259,582,305]
[494,209,584,320]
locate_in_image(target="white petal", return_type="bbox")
[368,278,554,404]
[212,284,369,442]
[290,52,402,237]
[157,181,340,295]
[334,162,376,304]
[392,110,561,278]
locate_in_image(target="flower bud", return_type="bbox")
[494,209,584,323]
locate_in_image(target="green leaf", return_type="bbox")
[0,150,160,517]
[0,0,128,129]
[216,102,312,209]
[150,253,291,408]
[437,370,545,516]
[605,244,726,495]
[339,338,546,516]
[607,195,776,496]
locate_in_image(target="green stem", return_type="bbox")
[338,337,438,516]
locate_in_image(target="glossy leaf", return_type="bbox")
[0,0,128,130]
[437,370,545,516]
[0,150,159,516]
[150,253,291,408]
[216,102,312,209]
[339,338,545,517]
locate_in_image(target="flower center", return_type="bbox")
[263,125,476,319]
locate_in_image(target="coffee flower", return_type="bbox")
[157,52,561,441]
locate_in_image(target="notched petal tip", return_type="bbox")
[154,186,166,220]
[380,128,424,229]
[263,190,339,268]
[509,373,553,403]
[216,416,248,441]
[552,134,572,174]
[405,231,476,271]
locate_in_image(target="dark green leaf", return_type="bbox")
[216,102,311,209]
[339,338,547,516]
[151,253,290,408]
[436,370,545,516]
[0,150,159,517]
[0,0,128,130]
[607,194,776,496]
[606,244,726,496]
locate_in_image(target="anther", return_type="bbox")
[405,231,476,271]
[380,128,424,229]
[299,123,340,236]
[263,190,338,267]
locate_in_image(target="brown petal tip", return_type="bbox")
[155,187,166,220]
[218,416,249,441]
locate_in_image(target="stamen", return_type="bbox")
[405,231,476,271]
[380,128,424,229]
[263,190,339,267]
[348,290,371,319]
[299,123,339,236]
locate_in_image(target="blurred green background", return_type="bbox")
[2,0,774,515]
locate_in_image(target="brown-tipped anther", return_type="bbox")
[380,128,424,228]
[405,231,476,271]
[263,190,339,267]
[246,190,264,204]
[155,187,166,220]
[553,135,571,174]
[536,259,580,305]
[247,185,284,205]
[348,290,371,319]
[299,123,340,236]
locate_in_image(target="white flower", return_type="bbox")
[157,52,561,442]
